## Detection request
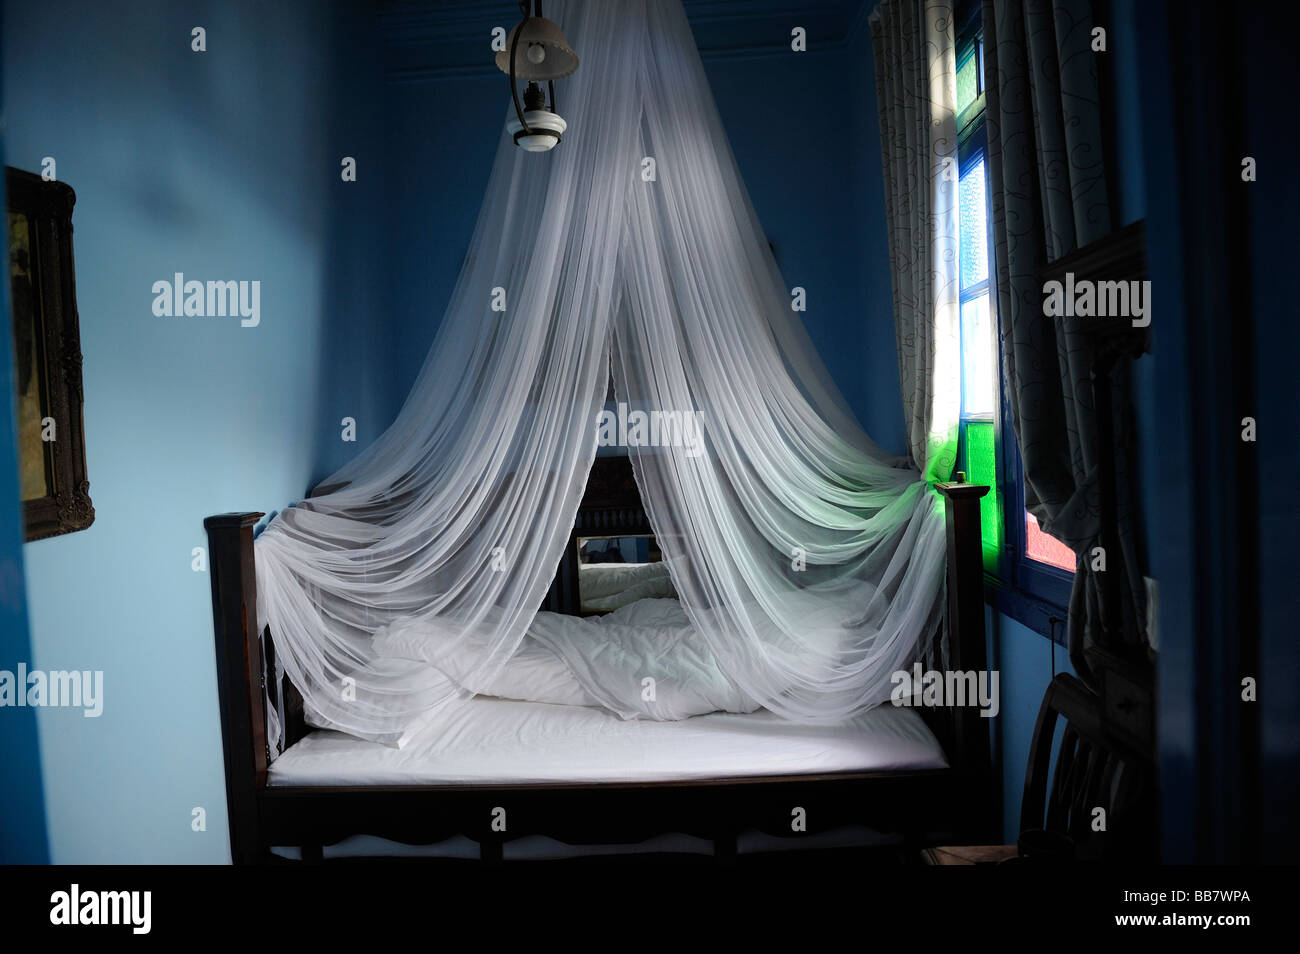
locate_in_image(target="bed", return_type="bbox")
[205,458,994,863]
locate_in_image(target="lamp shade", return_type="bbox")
[494,17,579,81]
[507,109,568,152]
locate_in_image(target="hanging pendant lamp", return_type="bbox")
[494,0,579,152]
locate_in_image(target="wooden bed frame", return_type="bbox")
[205,464,994,864]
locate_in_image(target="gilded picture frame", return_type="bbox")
[7,166,93,541]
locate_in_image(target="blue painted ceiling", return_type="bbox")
[378,0,870,82]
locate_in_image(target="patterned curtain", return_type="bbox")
[982,0,1146,683]
[870,0,961,482]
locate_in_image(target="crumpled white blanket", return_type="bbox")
[373,597,761,720]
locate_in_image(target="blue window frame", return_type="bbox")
[954,0,1072,642]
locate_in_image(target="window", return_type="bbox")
[954,2,1072,633]
[957,147,1001,573]
[955,17,1000,575]
[956,33,984,127]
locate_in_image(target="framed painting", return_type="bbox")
[6,166,93,541]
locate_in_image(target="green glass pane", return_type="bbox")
[957,51,978,117]
[961,420,1003,573]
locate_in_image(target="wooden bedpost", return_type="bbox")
[204,512,266,865]
[933,481,995,841]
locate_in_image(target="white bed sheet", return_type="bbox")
[267,696,948,787]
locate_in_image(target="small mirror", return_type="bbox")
[575,534,675,613]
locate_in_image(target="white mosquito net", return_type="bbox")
[254,0,949,749]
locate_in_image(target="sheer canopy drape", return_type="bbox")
[254,0,950,749]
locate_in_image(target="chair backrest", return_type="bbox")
[1020,672,1156,862]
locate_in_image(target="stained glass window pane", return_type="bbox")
[959,158,988,289]
[957,49,978,117]
[960,293,995,416]
[1026,511,1076,572]
[962,420,1003,572]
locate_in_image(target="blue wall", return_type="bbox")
[383,73,502,402]
[0,7,50,860]
[310,3,396,484]
[847,9,907,456]
[708,42,900,449]
[3,0,389,863]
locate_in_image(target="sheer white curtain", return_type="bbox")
[255,0,948,749]
[870,0,961,482]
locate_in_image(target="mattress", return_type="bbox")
[267,696,948,787]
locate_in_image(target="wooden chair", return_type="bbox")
[1018,671,1156,863]
[925,670,1156,864]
